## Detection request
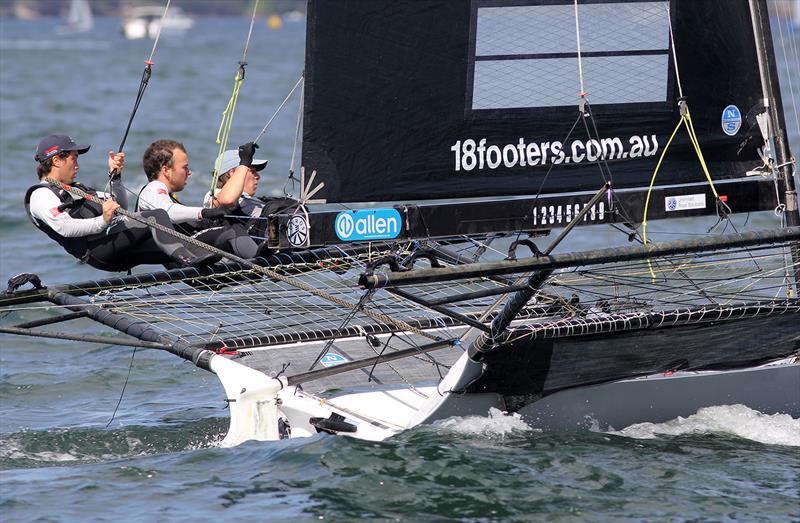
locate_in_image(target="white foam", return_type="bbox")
[433,407,533,436]
[0,438,83,463]
[612,404,800,446]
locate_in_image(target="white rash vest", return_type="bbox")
[137,180,204,224]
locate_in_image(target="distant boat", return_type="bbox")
[283,10,305,23]
[59,0,93,34]
[121,5,193,40]
[794,0,800,30]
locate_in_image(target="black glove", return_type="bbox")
[238,142,258,167]
[201,205,233,220]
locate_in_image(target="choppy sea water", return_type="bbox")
[1,11,799,523]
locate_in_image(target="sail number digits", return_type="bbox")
[450,135,659,172]
[531,201,607,226]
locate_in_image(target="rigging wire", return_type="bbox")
[574,0,587,112]
[210,0,261,194]
[253,73,305,144]
[105,0,172,192]
[284,76,306,197]
[770,2,800,296]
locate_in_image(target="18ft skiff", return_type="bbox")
[2,0,798,444]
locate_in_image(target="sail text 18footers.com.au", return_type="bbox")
[450,135,659,171]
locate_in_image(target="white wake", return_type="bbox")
[612,404,800,446]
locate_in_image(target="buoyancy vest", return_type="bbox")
[24,182,104,260]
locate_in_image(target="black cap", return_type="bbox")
[35,134,90,163]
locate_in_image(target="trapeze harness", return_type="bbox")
[24,182,104,262]
[25,182,209,271]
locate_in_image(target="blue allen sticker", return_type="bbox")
[320,353,348,367]
[335,208,402,241]
[721,105,742,136]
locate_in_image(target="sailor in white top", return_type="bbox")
[137,139,261,259]
[25,134,219,271]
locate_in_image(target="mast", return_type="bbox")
[749,0,800,293]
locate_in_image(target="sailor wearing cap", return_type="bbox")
[203,148,269,217]
[138,139,262,259]
[202,149,298,243]
[25,134,218,271]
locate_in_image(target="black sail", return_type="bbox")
[302,0,769,205]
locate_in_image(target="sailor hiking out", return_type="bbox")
[202,148,297,241]
[25,134,219,272]
[137,139,264,259]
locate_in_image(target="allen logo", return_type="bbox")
[335,209,402,241]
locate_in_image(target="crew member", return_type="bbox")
[202,149,297,240]
[25,134,219,271]
[137,139,261,259]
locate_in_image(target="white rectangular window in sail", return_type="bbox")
[471,1,671,110]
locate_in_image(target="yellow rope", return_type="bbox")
[642,117,684,248]
[210,71,245,193]
[684,110,720,199]
[642,105,723,280]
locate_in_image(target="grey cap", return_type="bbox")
[215,149,268,176]
[35,134,90,162]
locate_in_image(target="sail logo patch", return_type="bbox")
[335,209,401,241]
[286,215,309,247]
[721,105,742,136]
[320,353,348,367]
[665,194,706,212]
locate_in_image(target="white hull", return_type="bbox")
[211,352,800,446]
[121,7,193,40]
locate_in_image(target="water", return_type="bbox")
[1,13,799,523]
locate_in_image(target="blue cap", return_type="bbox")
[35,134,90,163]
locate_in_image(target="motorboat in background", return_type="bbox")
[121,5,193,40]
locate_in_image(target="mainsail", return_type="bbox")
[303,0,770,204]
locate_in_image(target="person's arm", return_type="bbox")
[212,142,259,207]
[107,151,129,209]
[137,182,204,223]
[29,187,110,237]
[213,166,249,207]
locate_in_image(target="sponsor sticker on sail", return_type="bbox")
[665,194,706,212]
[721,105,742,136]
[335,209,402,241]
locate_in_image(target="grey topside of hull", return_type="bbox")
[422,362,800,431]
